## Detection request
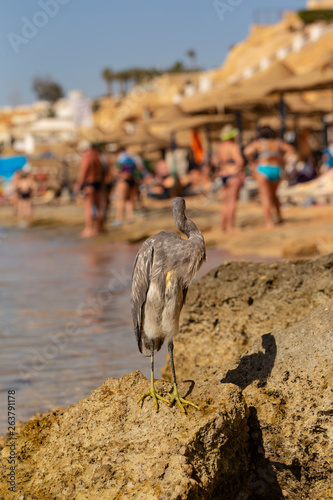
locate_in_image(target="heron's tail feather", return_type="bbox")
[140,335,164,357]
[140,342,151,357]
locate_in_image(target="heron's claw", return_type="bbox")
[137,389,170,412]
[167,386,201,413]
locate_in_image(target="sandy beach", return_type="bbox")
[1,196,332,259]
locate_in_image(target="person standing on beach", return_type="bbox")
[11,170,21,214]
[74,141,105,238]
[16,170,36,226]
[244,126,294,229]
[99,147,113,224]
[214,125,245,233]
[112,147,141,227]
[147,148,176,200]
[322,140,333,171]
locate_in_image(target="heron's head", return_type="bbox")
[172,197,186,214]
[172,197,187,228]
[172,196,202,238]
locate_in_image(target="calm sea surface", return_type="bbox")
[0,227,265,434]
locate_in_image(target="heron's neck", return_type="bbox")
[176,212,204,241]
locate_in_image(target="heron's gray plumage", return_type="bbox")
[131,198,206,357]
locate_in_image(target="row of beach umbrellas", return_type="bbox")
[81,61,333,152]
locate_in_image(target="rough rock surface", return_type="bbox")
[162,253,333,382]
[1,255,332,499]
[0,371,248,500]
[221,301,333,499]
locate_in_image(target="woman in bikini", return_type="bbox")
[214,125,245,232]
[75,143,105,237]
[244,126,294,229]
[16,170,36,225]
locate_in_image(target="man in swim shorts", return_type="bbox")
[74,141,105,237]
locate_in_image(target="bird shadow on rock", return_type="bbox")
[220,335,303,498]
[234,406,285,500]
[220,333,277,390]
[235,407,302,499]
[219,334,284,498]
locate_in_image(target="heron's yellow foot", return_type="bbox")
[137,387,170,412]
[167,384,201,413]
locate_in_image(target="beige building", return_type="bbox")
[307,0,333,9]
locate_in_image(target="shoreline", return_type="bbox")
[1,197,333,259]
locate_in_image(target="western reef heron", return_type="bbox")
[131,197,206,412]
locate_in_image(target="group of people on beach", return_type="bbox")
[74,121,333,236]
[9,121,332,235]
[215,125,294,231]
[74,142,144,237]
[73,126,295,237]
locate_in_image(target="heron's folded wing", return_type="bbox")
[131,243,154,352]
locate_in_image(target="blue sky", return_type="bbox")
[0,0,306,106]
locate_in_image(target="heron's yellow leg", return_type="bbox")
[137,368,170,412]
[167,383,201,413]
[138,346,170,412]
[167,342,201,413]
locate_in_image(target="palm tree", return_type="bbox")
[130,67,148,85]
[102,68,114,97]
[186,49,197,71]
[132,67,158,87]
[169,60,186,73]
[123,70,133,95]
[114,71,126,97]
[115,70,134,96]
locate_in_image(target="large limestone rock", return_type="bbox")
[1,255,332,499]
[0,371,248,500]
[221,301,333,499]
[162,254,333,381]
